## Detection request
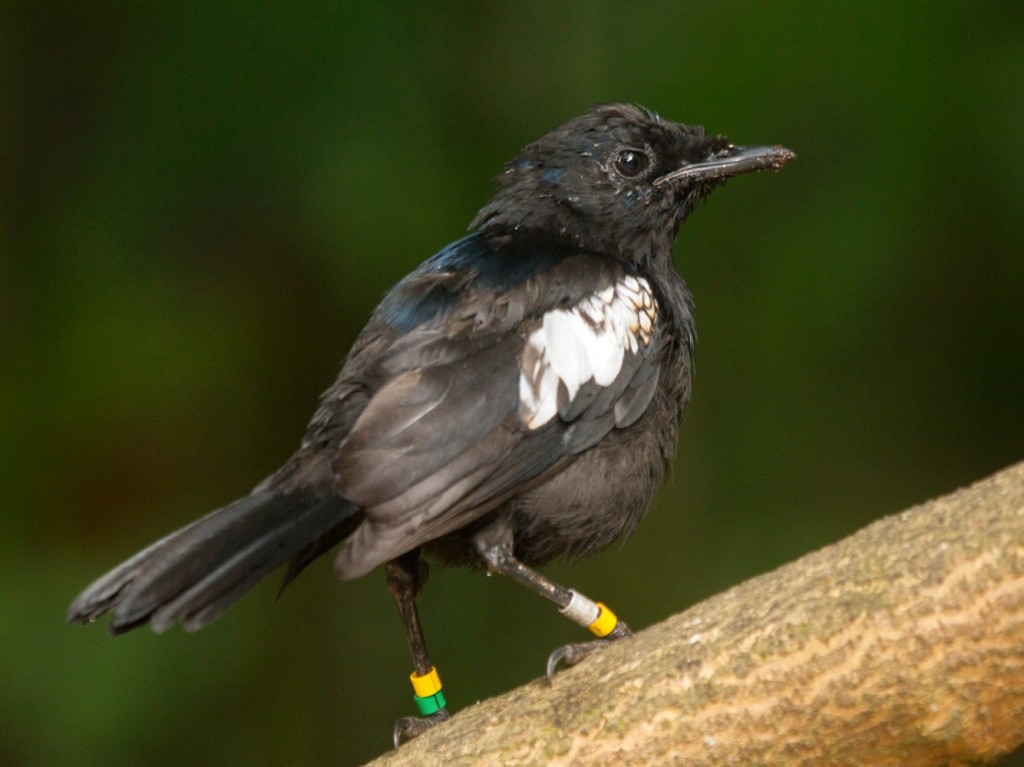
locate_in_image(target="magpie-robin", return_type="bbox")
[68,103,794,744]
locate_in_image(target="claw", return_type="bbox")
[545,621,633,683]
[392,708,451,749]
[545,644,576,682]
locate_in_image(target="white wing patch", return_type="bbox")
[519,275,658,430]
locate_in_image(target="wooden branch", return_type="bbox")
[368,461,1024,767]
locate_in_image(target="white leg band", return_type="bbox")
[559,589,600,628]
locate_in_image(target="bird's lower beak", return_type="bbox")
[654,144,796,187]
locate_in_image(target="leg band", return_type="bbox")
[410,667,446,716]
[559,589,600,627]
[413,690,446,716]
[559,589,619,637]
[589,602,618,638]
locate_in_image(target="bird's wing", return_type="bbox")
[327,234,663,578]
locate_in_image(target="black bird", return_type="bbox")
[68,103,794,744]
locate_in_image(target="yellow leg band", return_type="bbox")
[410,666,443,698]
[589,603,618,638]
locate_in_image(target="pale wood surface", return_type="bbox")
[367,461,1024,766]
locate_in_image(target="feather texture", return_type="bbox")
[67,490,359,634]
[519,274,658,429]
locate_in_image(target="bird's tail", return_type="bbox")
[67,489,360,634]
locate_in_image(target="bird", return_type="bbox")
[68,103,794,745]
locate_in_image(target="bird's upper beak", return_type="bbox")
[654,144,796,187]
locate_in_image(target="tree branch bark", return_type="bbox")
[367,461,1024,767]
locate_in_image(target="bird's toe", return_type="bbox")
[545,621,633,683]
[392,708,451,748]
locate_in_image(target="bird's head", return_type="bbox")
[471,103,794,264]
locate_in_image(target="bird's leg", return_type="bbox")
[386,550,450,748]
[475,536,632,682]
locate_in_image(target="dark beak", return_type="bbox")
[654,144,796,187]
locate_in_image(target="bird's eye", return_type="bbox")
[613,149,650,178]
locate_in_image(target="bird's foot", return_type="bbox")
[546,620,632,682]
[392,708,450,748]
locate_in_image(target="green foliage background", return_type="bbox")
[3,3,1022,765]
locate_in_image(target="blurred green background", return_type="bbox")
[4,2,1022,765]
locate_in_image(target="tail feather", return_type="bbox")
[67,490,360,634]
[148,495,353,633]
[277,517,360,595]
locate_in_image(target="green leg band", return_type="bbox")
[413,690,447,716]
